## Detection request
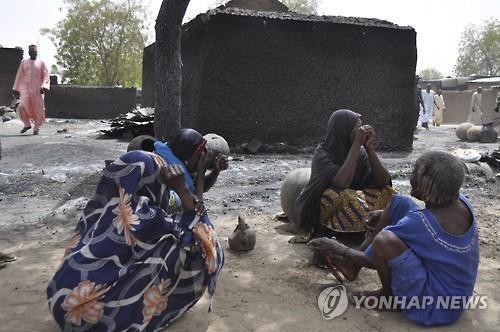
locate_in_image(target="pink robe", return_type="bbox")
[13,59,50,129]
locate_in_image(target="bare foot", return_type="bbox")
[323,253,360,281]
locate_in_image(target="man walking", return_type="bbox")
[432,89,446,126]
[467,86,483,125]
[12,44,50,135]
[419,83,435,130]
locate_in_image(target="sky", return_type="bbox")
[0,0,498,76]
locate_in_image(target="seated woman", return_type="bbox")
[308,151,479,326]
[47,128,228,331]
[296,109,392,236]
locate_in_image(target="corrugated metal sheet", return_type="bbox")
[467,77,500,83]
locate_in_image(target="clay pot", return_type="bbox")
[228,215,256,251]
[479,124,498,143]
[127,135,158,152]
[204,133,230,168]
[280,168,311,229]
[466,126,482,142]
[456,123,474,141]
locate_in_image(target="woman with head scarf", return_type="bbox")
[47,128,228,331]
[308,151,479,326]
[296,109,392,238]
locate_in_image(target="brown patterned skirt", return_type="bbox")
[319,186,394,232]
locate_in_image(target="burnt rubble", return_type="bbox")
[100,108,314,154]
[100,108,154,139]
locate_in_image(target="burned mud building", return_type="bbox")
[0,47,23,106]
[144,3,417,150]
[0,47,136,119]
[45,86,137,119]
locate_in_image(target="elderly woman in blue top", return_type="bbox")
[308,151,479,326]
[47,129,228,331]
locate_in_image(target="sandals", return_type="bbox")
[20,126,31,134]
[323,253,345,284]
[308,237,356,283]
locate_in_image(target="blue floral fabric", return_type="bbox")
[47,150,224,331]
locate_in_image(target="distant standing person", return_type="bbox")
[432,89,446,126]
[414,75,425,116]
[419,84,435,130]
[467,87,483,125]
[12,45,50,135]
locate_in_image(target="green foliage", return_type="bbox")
[282,0,319,14]
[454,19,500,76]
[419,67,443,80]
[42,0,147,86]
[50,65,60,75]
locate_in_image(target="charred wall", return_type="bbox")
[0,48,23,106]
[141,23,208,127]
[145,13,417,150]
[142,44,155,108]
[45,86,136,119]
[193,15,417,150]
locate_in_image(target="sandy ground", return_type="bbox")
[0,118,499,332]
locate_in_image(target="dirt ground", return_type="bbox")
[0,118,499,332]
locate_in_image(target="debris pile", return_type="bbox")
[0,106,17,122]
[452,148,500,182]
[479,149,500,176]
[101,108,312,154]
[100,108,154,138]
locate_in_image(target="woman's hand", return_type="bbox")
[214,154,229,172]
[352,126,368,148]
[361,125,375,149]
[160,165,186,190]
[197,150,210,176]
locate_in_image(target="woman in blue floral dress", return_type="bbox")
[47,129,227,331]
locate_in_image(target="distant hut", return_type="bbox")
[0,47,23,106]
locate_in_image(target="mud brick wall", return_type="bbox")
[442,91,473,123]
[45,86,136,119]
[0,48,23,106]
[442,90,500,124]
[144,12,417,150]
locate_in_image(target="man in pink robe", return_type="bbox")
[12,45,50,135]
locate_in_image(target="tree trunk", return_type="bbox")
[154,0,190,140]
